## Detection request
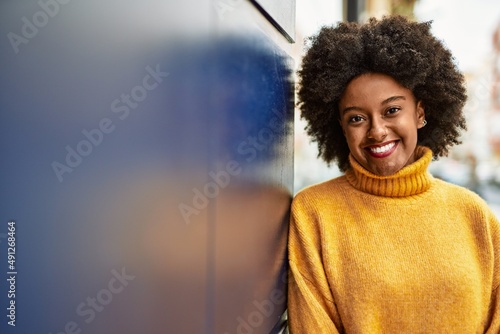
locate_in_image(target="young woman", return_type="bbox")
[288,16,500,333]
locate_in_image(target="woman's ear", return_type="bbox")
[416,100,426,129]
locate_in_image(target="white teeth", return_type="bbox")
[369,142,395,154]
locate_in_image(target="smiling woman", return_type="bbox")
[339,73,425,176]
[289,15,500,333]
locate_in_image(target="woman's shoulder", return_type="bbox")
[432,178,498,220]
[432,178,484,202]
[293,175,349,205]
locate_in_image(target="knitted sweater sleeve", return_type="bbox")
[485,209,500,333]
[287,191,342,333]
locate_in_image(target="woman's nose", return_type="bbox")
[367,118,388,141]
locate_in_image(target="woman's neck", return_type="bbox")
[345,146,434,197]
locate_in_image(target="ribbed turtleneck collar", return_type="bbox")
[345,146,434,197]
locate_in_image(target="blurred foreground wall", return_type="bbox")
[0,1,294,333]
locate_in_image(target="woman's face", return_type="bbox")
[339,73,425,176]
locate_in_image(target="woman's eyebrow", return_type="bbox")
[341,95,406,115]
[341,105,363,114]
[382,95,406,105]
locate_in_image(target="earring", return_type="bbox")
[422,120,427,127]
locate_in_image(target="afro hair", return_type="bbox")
[297,15,467,171]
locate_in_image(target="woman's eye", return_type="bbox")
[348,115,364,123]
[386,107,400,115]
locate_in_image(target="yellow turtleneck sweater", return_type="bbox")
[288,146,500,333]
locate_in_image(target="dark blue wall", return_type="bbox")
[0,1,293,333]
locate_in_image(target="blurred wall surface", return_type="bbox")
[0,1,294,333]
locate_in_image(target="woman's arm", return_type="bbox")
[287,192,342,333]
[485,210,500,333]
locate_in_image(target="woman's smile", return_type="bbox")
[364,140,398,158]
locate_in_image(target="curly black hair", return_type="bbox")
[297,15,467,171]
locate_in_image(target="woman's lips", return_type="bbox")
[365,141,398,158]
